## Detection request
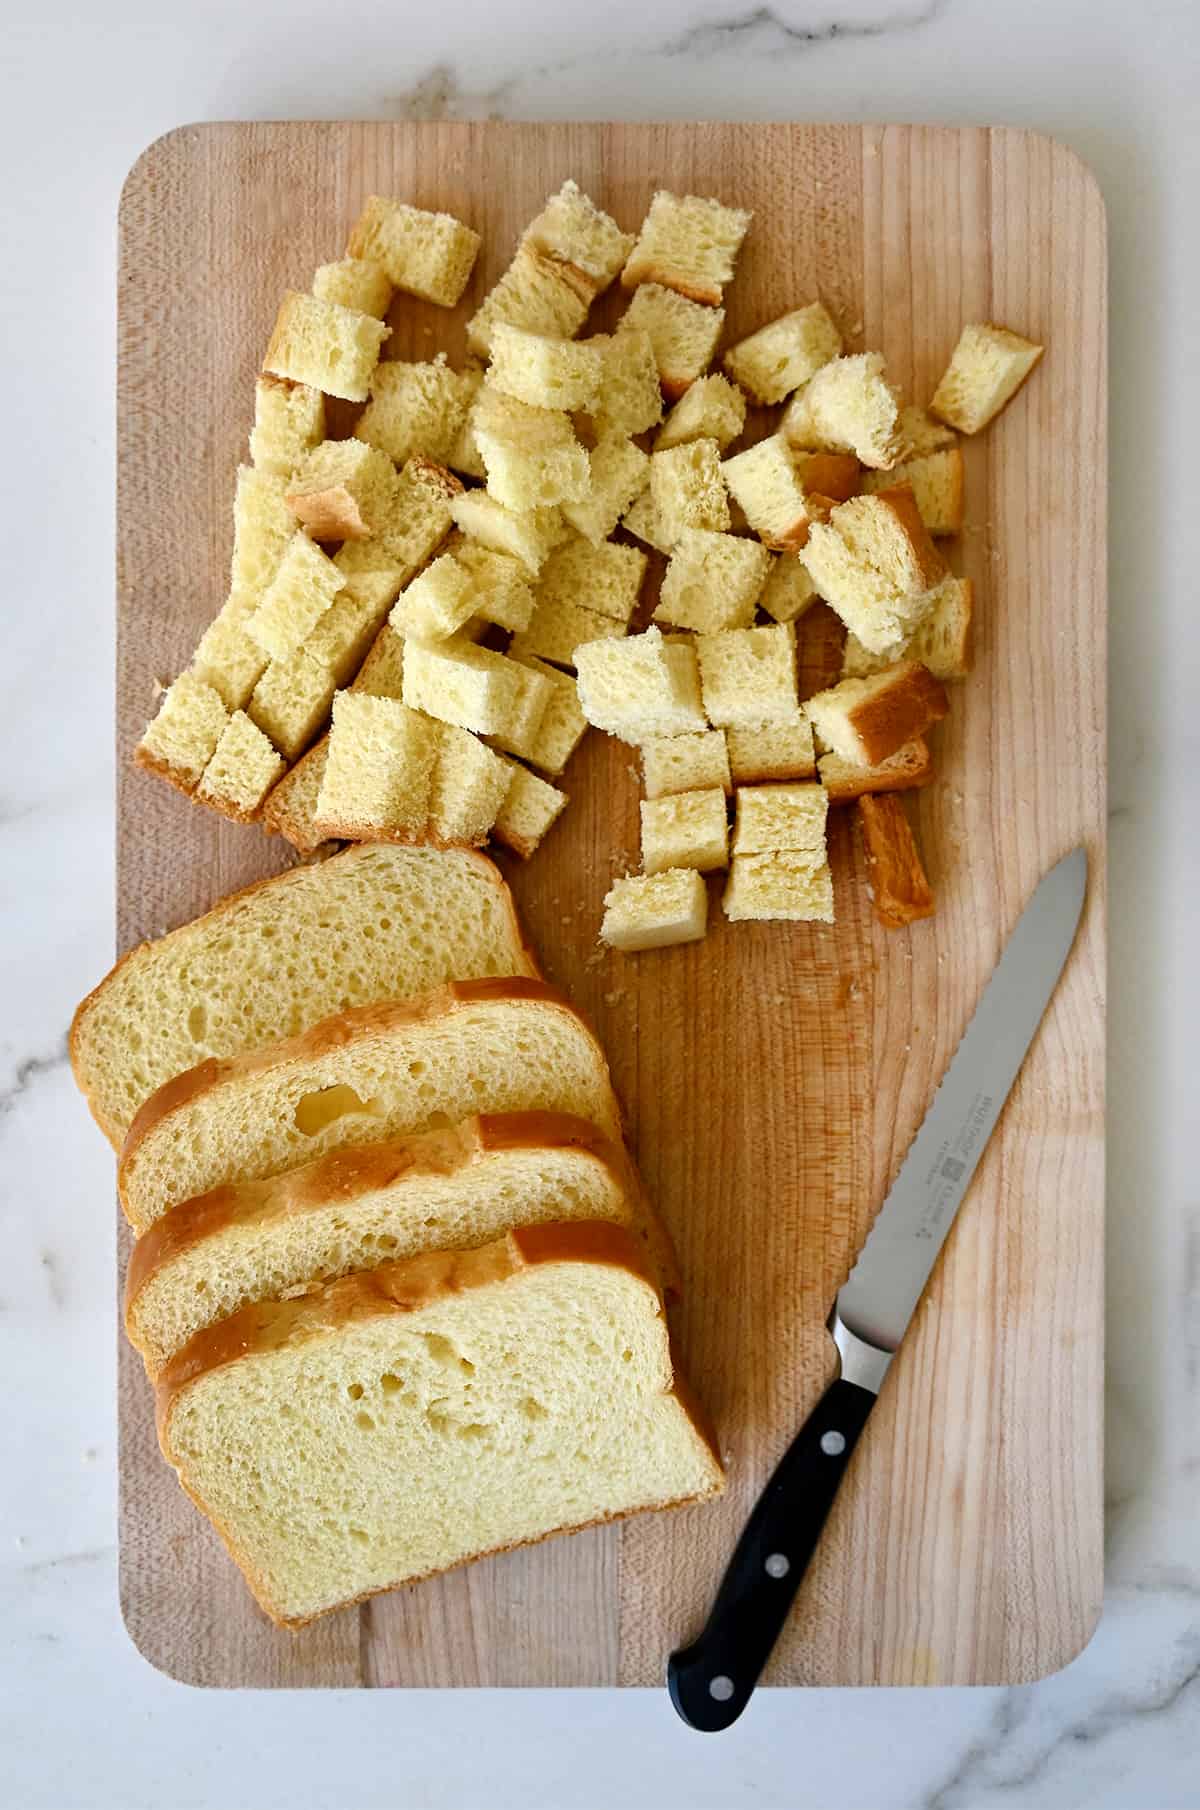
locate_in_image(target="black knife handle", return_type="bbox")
[667,1378,877,1731]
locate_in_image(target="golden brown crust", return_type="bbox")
[405,455,466,503]
[936,447,966,535]
[871,483,947,591]
[621,264,722,309]
[819,737,934,802]
[843,661,949,765]
[284,482,370,542]
[259,738,334,852]
[131,742,201,800]
[795,453,860,504]
[857,793,936,928]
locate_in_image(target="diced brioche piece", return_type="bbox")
[621,485,674,554]
[312,257,393,319]
[721,436,837,553]
[249,376,325,478]
[781,351,903,469]
[818,737,933,802]
[284,439,397,542]
[929,323,1043,434]
[524,180,634,291]
[355,358,480,467]
[621,190,751,306]
[373,456,463,572]
[575,626,706,742]
[228,465,294,601]
[641,730,731,800]
[453,542,537,633]
[801,487,947,654]
[246,533,345,661]
[805,660,948,767]
[136,675,229,795]
[402,635,529,738]
[312,692,436,840]
[897,405,958,459]
[390,554,476,641]
[649,439,730,545]
[842,574,974,683]
[125,1113,644,1376]
[723,851,834,923]
[263,291,389,403]
[561,435,650,545]
[619,285,723,399]
[726,717,816,784]
[654,529,771,634]
[488,324,604,413]
[861,447,964,537]
[696,622,798,729]
[590,329,663,438]
[351,622,407,698]
[654,373,746,452]
[347,196,480,307]
[467,244,593,358]
[858,793,935,928]
[154,1222,721,1625]
[474,388,589,511]
[450,490,563,574]
[332,543,408,613]
[260,742,331,854]
[306,583,397,686]
[190,607,270,713]
[759,552,819,625]
[71,848,537,1148]
[508,657,589,775]
[195,710,286,822]
[492,764,568,858]
[723,303,842,404]
[509,595,625,670]
[535,536,646,627]
[732,782,827,855]
[601,869,708,952]
[641,787,728,875]
[429,725,515,846]
[247,647,338,761]
[485,662,554,761]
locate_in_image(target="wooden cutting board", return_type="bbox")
[115,120,1106,1688]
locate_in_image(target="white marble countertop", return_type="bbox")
[2,0,1197,1804]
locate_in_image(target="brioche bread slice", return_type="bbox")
[118,979,620,1232]
[71,846,537,1150]
[155,1221,722,1627]
[126,1111,653,1377]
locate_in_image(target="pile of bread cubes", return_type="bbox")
[136,178,1043,951]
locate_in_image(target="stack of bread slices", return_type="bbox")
[71,844,722,1627]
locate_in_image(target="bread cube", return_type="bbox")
[696,623,799,729]
[726,718,816,784]
[454,542,536,633]
[315,691,438,837]
[401,635,530,738]
[897,405,958,459]
[806,661,949,767]
[654,374,746,453]
[263,291,389,403]
[723,852,834,923]
[619,284,724,399]
[248,376,325,479]
[285,439,397,542]
[355,358,480,467]
[429,725,514,847]
[509,656,589,775]
[535,536,646,627]
[575,625,706,742]
[247,646,337,761]
[523,180,634,292]
[841,574,974,683]
[759,552,819,625]
[621,190,752,307]
[621,486,674,554]
[641,729,731,800]
[488,324,604,413]
[136,673,229,792]
[641,787,729,875]
[861,447,964,536]
[369,455,463,575]
[352,624,407,700]
[781,351,903,469]
[312,257,393,319]
[450,490,563,574]
[246,533,345,662]
[347,196,480,307]
[930,323,1044,434]
[492,764,568,858]
[649,439,730,545]
[467,244,593,358]
[258,739,332,854]
[818,737,933,802]
[196,710,287,822]
[390,554,477,641]
[330,548,409,616]
[510,594,625,670]
[447,386,487,480]
[561,434,650,545]
[654,529,772,634]
[306,585,394,685]
[228,465,294,602]
[474,388,590,511]
[732,782,828,856]
[858,793,935,927]
[721,436,840,553]
[601,869,708,952]
[723,303,842,404]
[190,608,269,712]
[802,487,946,654]
[486,661,554,761]
[590,330,663,437]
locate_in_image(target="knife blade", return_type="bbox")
[667,846,1089,1732]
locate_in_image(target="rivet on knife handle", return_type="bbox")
[667,1376,876,1732]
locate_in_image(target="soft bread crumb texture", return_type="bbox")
[781,351,903,469]
[806,661,949,768]
[641,788,729,875]
[732,783,828,856]
[263,291,389,404]
[723,302,842,404]
[575,626,706,743]
[649,439,730,545]
[619,285,724,398]
[312,257,393,319]
[196,711,286,820]
[467,244,592,359]
[523,179,634,290]
[726,718,816,785]
[356,359,481,468]
[723,851,835,923]
[492,764,568,859]
[696,622,799,729]
[249,376,325,478]
[601,869,709,952]
[137,674,229,791]
[929,323,1043,435]
[641,730,731,800]
[841,575,974,683]
[654,529,772,634]
[347,197,481,307]
[801,488,946,655]
[621,190,752,306]
[654,374,746,452]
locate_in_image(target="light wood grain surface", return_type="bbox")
[115,120,1106,1688]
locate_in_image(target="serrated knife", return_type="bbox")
[667,846,1089,1731]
